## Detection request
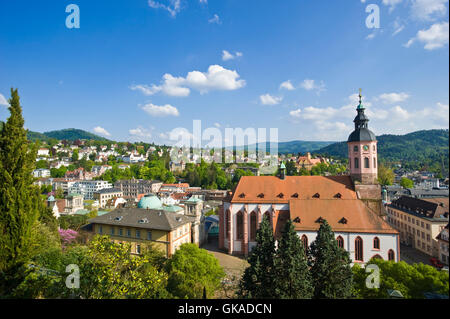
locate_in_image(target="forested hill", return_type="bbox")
[25,128,110,142]
[315,129,449,170]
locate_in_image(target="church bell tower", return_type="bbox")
[347,89,378,185]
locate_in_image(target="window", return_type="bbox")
[355,237,363,261]
[354,157,359,169]
[427,234,430,241]
[421,222,424,228]
[136,244,141,254]
[337,236,344,249]
[417,229,420,236]
[421,232,425,239]
[412,218,415,224]
[408,217,411,222]
[225,210,230,239]
[301,235,308,252]
[426,224,430,230]
[353,145,358,152]
[147,231,152,240]
[364,157,370,168]
[136,230,141,238]
[416,220,419,226]
[127,229,131,237]
[236,211,244,240]
[119,228,123,236]
[373,145,376,151]
[250,211,257,241]
[373,158,377,168]
[388,249,395,261]
[110,227,115,235]
[373,237,380,249]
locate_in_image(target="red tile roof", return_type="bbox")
[230,176,357,203]
[289,199,398,234]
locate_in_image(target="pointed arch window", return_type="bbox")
[373,157,376,168]
[337,236,344,249]
[373,237,380,250]
[250,211,257,241]
[301,235,308,252]
[388,249,395,261]
[353,146,358,152]
[354,157,359,169]
[236,211,244,240]
[355,236,363,261]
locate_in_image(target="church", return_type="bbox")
[218,91,400,264]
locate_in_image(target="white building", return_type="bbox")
[37,148,50,156]
[33,168,51,178]
[69,180,113,200]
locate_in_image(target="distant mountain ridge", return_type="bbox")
[315,129,449,165]
[232,140,335,154]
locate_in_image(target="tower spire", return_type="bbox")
[358,88,363,109]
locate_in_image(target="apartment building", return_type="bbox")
[386,196,449,257]
[93,188,124,208]
[69,180,113,200]
[114,179,163,199]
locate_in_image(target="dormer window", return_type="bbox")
[238,193,245,198]
[257,193,264,198]
[339,217,347,224]
[293,217,301,223]
[334,193,342,199]
[277,193,284,198]
[315,217,324,223]
[291,193,299,198]
[114,216,123,222]
[313,193,320,198]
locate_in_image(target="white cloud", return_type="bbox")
[260,94,283,105]
[129,126,152,138]
[366,32,376,40]
[300,79,326,94]
[411,0,448,21]
[280,80,295,91]
[382,0,403,12]
[289,109,302,118]
[141,103,180,117]
[390,105,411,120]
[404,22,449,50]
[148,0,181,17]
[209,14,221,24]
[0,93,9,106]
[132,65,245,97]
[93,126,111,137]
[378,92,410,104]
[222,50,243,61]
[392,17,405,36]
[214,122,221,128]
[199,0,207,3]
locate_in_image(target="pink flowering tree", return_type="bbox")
[58,228,78,248]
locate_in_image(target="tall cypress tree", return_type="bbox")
[0,88,40,296]
[238,215,276,298]
[309,220,353,299]
[274,220,313,298]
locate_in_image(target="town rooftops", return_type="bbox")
[229,176,357,203]
[289,199,398,235]
[88,207,191,231]
[389,196,449,220]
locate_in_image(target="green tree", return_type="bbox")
[352,258,449,299]
[72,149,79,162]
[238,215,277,298]
[0,89,41,297]
[166,243,225,298]
[274,220,313,298]
[378,164,395,186]
[309,220,353,299]
[400,177,414,189]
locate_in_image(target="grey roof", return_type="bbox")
[347,128,376,142]
[88,207,191,231]
[95,188,123,194]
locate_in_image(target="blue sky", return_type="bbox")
[0,0,448,144]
